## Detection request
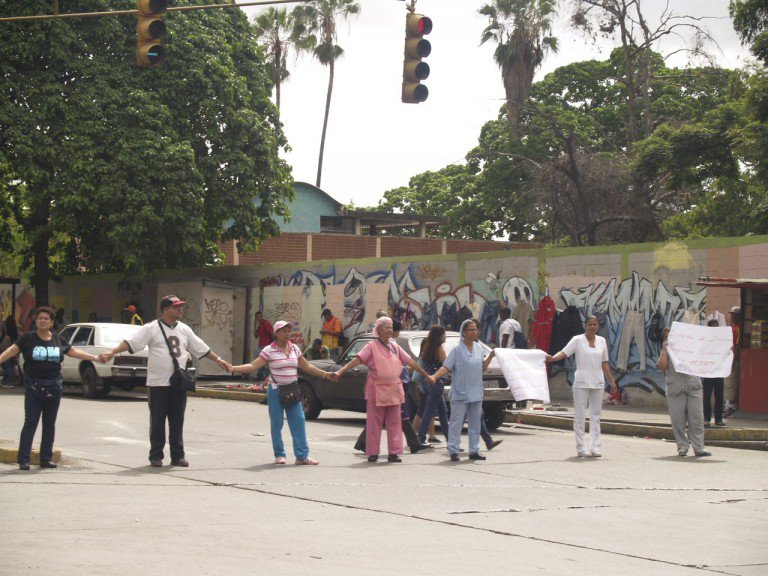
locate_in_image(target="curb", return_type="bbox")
[510,412,768,444]
[0,446,62,465]
[190,388,266,403]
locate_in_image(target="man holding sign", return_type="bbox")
[657,322,723,457]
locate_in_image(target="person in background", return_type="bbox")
[702,319,726,427]
[87,312,99,322]
[253,311,274,384]
[333,316,434,463]
[546,315,617,458]
[54,308,67,331]
[230,320,327,465]
[303,338,330,361]
[100,295,232,468]
[0,306,106,470]
[498,307,522,349]
[415,325,450,445]
[432,319,496,462]
[657,327,711,457]
[320,308,343,361]
[127,305,143,326]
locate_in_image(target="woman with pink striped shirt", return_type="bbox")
[230,320,329,465]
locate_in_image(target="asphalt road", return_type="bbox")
[0,390,766,576]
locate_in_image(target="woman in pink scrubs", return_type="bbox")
[333,317,434,463]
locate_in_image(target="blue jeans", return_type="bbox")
[2,359,15,382]
[267,385,309,460]
[417,383,449,443]
[18,380,62,464]
[448,400,483,456]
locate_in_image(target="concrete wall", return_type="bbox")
[48,235,768,407]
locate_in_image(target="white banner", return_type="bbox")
[666,321,734,378]
[494,348,550,403]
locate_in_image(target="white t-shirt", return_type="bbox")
[124,320,210,387]
[498,318,522,348]
[561,334,609,389]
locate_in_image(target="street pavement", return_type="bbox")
[1,387,767,576]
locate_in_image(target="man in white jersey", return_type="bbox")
[498,307,522,348]
[101,295,231,467]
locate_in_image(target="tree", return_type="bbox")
[291,0,360,188]
[479,0,558,139]
[0,1,293,304]
[253,7,295,111]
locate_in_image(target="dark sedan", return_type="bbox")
[297,330,514,430]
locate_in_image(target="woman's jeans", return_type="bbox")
[267,385,309,460]
[18,382,62,464]
[417,383,449,443]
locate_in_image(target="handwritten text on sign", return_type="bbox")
[666,321,733,378]
[494,348,550,403]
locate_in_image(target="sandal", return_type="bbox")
[274,456,286,465]
[295,457,319,465]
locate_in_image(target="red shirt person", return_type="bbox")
[253,311,274,382]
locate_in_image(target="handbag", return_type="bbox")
[276,380,301,406]
[158,322,197,392]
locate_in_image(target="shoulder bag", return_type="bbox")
[158,322,197,392]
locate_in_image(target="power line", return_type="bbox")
[0,0,306,23]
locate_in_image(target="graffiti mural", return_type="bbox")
[559,272,707,392]
[261,264,707,396]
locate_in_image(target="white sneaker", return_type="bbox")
[577,451,590,458]
[590,451,602,458]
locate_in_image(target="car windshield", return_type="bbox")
[100,325,142,346]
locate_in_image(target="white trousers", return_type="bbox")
[573,388,603,453]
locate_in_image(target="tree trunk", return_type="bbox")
[501,39,536,141]
[29,199,52,306]
[275,42,282,111]
[316,58,334,188]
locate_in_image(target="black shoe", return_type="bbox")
[450,453,460,462]
[428,437,441,444]
[387,454,402,463]
[171,459,189,467]
[486,439,503,450]
[410,443,433,454]
[367,455,378,463]
[469,453,486,461]
[39,461,57,469]
[19,463,30,471]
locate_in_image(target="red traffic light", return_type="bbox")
[402,13,432,104]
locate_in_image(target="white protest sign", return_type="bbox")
[666,321,734,378]
[494,348,550,403]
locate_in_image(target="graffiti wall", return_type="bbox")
[44,236,768,405]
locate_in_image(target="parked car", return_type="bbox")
[20,323,148,398]
[297,330,514,430]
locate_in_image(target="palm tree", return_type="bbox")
[480,0,558,139]
[253,7,294,111]
[292,0,361,188]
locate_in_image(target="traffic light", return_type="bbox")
[402,13,432,104]
[136,0,168,67]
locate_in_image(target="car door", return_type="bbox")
[58,325,81,381]
[330,337,371,410]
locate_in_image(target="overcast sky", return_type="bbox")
[240,0,749,208]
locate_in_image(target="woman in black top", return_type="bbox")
[0,306,104,470]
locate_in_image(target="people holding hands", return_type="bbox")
[332,317,434,463]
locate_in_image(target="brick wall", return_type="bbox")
[312,234,377,260]
[381,237,443,257]
[220,233,533,264]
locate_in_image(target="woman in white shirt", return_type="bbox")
[546,316,617,457]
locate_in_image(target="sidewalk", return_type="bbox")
[192,378,768,449]
[512,401,768,449]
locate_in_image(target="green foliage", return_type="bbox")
[0,1,293,299]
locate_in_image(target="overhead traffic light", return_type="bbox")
[402,13,432,104]
[136,0,168,67]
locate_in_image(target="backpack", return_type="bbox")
[512,330,529,349]
[648,311,664,343]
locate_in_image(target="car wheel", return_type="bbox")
[300,380,322,420]
[483,403,508,431]
[81,365,104,399]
